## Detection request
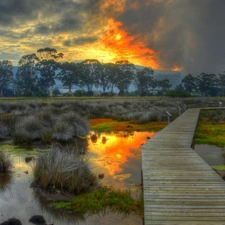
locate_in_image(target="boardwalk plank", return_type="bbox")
[142,108,225,224]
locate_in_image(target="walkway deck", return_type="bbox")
[142,108,225,225]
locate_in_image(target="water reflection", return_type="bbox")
[194,144,225,166]
[88,131,156,189]
[0,173,13,193]
[32,191,86,224]
[0,131,154,224]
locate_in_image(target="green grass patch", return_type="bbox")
[90,118,166,132]
[211,165,225,171]
[49,187,143,216]
[49,201,72,209]
[194,109,225,147]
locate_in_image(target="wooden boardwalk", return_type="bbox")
[142,108,225,225]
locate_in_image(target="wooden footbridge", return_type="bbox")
[142,108,225,224]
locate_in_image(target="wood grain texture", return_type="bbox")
[142,108,225,224]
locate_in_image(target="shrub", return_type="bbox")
[165,90,191,97]
[32,146,96,194]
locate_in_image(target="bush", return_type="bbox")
[32,146,96,194]
[165,90,191,97]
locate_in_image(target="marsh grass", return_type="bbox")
[14,115,44,144]
[90,119,167,132]
[1,97,223,145]
[50,186,143,216]
[194,109,225,147]
[32,146,96,194]
[0,151,12,173]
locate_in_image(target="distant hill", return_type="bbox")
[153,70,182,89]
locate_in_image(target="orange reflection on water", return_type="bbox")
[88,131,155,177]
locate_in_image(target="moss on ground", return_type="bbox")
[90,118,167,132]
[49,187,143,216]
[211,165,225,171]
[194,109,225,147]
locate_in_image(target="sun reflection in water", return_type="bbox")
[88,131,156,188]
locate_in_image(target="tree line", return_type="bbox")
[0,47,173,97]
[177,73,225,97]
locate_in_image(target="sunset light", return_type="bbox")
[0,0,224,74]
[88,131,156,176]
[115,34,122,40]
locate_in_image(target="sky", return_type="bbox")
[0,0,225,75]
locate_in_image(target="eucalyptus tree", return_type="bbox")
[181,74,197,94]
[133,67,154,95]
[15,54,39,96]
[157,79,172,94]
[196,73,218,96]
[79,59,101,91]
[150,79,159,92]
[96,63,118,93]
[0,60,14,96]
[114,60,135,94]
[57,62,80,92]
[218,73,225,96]
[37,47,63,61]
[36,47,63,94]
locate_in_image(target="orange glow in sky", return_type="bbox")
[172,65,181,71]
[100,19,160,69]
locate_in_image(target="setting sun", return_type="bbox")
[115,34,121,40]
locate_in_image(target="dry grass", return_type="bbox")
[32,146,96,194]
[0,151,12,173]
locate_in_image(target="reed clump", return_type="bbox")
[0,151,12,173]
[32,146,96,194]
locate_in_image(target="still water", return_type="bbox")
[0,131,155,225]
[194,144,225,166]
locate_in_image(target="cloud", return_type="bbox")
[63,36,99,47]
[0,0,225,74]
[116,0,225,74]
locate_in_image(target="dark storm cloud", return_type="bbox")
[64,36,99,47]
[0,0,102,32]
[117,0,225,74]
[0,0,41,26]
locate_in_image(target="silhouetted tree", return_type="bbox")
[218,73,225,96]
[157,79,172,94]
[15,54,39,96]
[58,62,80,92]
[37,47,63,61]
[36,60,58,93]
[181,74,196,94]
[79,59,100,91]
[133,67,154,95]
[96,63,116,93]
[196,73,218,96]
[114,60,135,94]
[0,60,14,96]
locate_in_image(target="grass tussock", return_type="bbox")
[32,146,96,194]
[13,110,89,144]
[0,151,12,173]
[1,97,224,144]
[50,186,143,216]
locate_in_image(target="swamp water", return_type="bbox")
[194,144,225,175]
[0,131,155,225]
